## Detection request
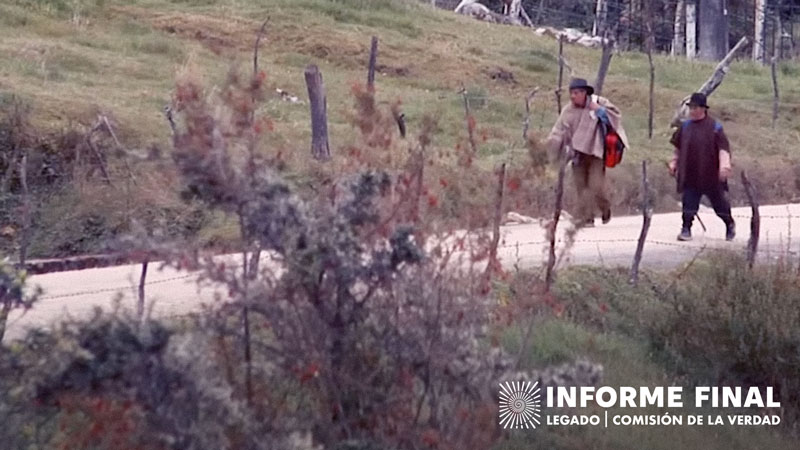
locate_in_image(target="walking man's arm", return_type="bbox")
[715,124,732,182]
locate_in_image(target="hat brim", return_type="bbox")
[569,86,595,96]
[687,102,709,108]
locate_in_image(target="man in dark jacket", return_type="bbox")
[669,93,735,241]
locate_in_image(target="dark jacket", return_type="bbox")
[670,115,731,193]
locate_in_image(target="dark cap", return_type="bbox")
[687,92,709,108]
[568,78,595,96]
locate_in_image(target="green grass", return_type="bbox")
[493,261,799,450]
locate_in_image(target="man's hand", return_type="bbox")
[587,101,600,112]
[719,150,732,182]
[719,166,732,182]
[668,159,677,177]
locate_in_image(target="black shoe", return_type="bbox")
[677,228,692,241]
[726,222,736,241]
[601,209,611,224]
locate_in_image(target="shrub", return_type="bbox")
[552,253,800,428]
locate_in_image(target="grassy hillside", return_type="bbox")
[1,0,800,257]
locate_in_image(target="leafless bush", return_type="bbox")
[164,65,527,449]
[0,62,591,450]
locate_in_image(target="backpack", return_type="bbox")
[603,128,624,168]
[598,111,625,168]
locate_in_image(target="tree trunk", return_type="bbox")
[686,1,697,59]
[698,0,728,61]
[593,0,608,37]
[304,65,331,161]
[670,36,749,127]
[535,0,545,24]
[646,0,655,138]
[774,4,783,60]
[672,0,686,57]
[508,0,523,19]
[595,33,614,96]
[754,0,766,63]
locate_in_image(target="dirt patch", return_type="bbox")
[111,6,258,55]
[111,6,369,68]
[375,63,411,77]
[486,67,516,84]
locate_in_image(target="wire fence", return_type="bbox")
[27,211,800,302]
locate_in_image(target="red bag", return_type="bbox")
[604,128,624,168]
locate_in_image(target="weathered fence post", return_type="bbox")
[138,260,148,318]
[460,86,478,155]
[546,140,570,291]
[771,56,779,128]
[556,34,565,114]
[485,162,507,283]
[742,170,760,268]
[367,36,378,91]
[394,110,406,139]
[19,153,30,267]
[630,161,652,285]
[304,64,331,161]
[522,88,540,141]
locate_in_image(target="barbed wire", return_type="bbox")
[36,260,247,300]
[37,273,199,301]
[29,226,798,302]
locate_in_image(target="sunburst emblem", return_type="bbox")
[499,381,541,429]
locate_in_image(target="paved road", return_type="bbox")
[5,204,800,342]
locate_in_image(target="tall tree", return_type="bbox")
[754,0,766,62]
[593,0,609,36]
[687,0,697,59]
[698,0,729,61]
[672,0,686,56]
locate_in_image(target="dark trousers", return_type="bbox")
[681,186,733,230]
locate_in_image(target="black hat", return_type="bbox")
[568,78,595,96]
[687,92,709,108]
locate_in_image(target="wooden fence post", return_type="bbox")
[485,162,507,283]
[630,161,652,285]
[460,87,478,155]
[771,56,779,128]
[304,65,331,161]
[556,34,565,114]
[138,260,148,318]
[522,88,540,142]
[367,36,378,91]
[742,170,760,268]
[546,140,570,291]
